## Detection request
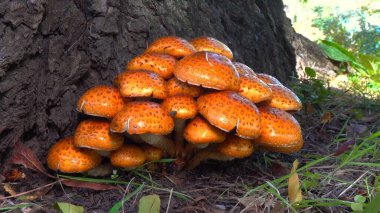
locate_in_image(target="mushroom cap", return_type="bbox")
[74,120,124,151]
[256,106,303,154]
[190,36,233,60]
[174,51,240,91]
[127,53,177,79]
[197,91,261,139]
[76,85,125,118]
[256,73,282,85]
[167,77,203,97]
[110,101,174,134]
[233,62,256,77]
[47,137,102,173]
[145,36,196,58]
[110,144,146,168]
[184,116,226,144]
[217,135,254,158]
[114,70,167,99]
[141,144,164,162]
[265,84,302,111]
[161,95,197,119]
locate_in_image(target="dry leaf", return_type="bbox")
[334,138,356,156]
[18,185,53,201]
[62,179,118,191]
[3,168,26,182]
[4,183,17,196]
[288,160,302,206]
[320,112,333,124]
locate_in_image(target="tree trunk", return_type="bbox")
[0,0,332,166]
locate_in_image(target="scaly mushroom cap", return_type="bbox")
[265,84,302,111]
[217,135,254,158]
[256,106,303,154]
[174,51,240,91]
[110,101,174,134]
[161,95,197,119]
[190,36,233,60]
[167,78,203,97]
[47,137,102,173]
[234,62,272,103]
[127,53,176,79]
[141,145,164,162]
[114,70,167,99]
[74,120,124,151]
[197,91,261,139]
[184,116,226,144]
[110,144,146,168]
[77,85,125,118]
[256,73,282,85]
[145,36,196,58]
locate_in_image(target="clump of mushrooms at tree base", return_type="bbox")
[47,36,303,174]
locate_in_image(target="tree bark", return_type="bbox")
[0,0,332,166]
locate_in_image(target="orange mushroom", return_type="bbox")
[114,70,167,99]
[255,106,303,154]
[264,84,302,111]
[127,53,177,79]
[145,36,196,58]
[190,36,233,60]
[76,85,125,118]
[197,91,261,139]
[167,77,203,97]
[47,137,102,173]
[256,73,282,85]
[110,144,146,168]
[110,101,175,156]
[174,51,240,91]
[74,120,124,155]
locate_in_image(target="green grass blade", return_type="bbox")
[108,184,145,213]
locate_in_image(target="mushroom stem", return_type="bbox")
[95,150,111,157]
[174,118,186,157]
[187,150,233,170]
[139,134,175,157]
[183,143,209,160]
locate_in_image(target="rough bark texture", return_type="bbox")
[0,0,332,166]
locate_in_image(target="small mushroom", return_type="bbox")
[197,91,261,139]
[255,106,303,154]
[167,77,203,97]
[174,51,240,91]
[256,73,283,85]
[110,144,146,168]
[145,36,196,58]
[74,120,124,155]
[76,85,126,118]
[190,36,233,60]
[161,95,197,157]
[127,53,177,79]
[187,135,254,169]
[110,101,175,156]
[264,84,302,111]
[47,137,102,173]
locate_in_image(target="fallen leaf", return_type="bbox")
[334,138,356,156]
[3,168,26,182]
[62,179,118,191]
[17,184,52,201]
[55,202,84,213]
[238,195,266,211]
[138,194,161,213]
[9,142,52,178]
[3,183,17,196]
[288,160,302,206]
[321,112,333,124]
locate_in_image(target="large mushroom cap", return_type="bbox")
[197,91,261,139]
[256,106,303,154]
[76,85,125,118]
[233,62,256,76]
[217,135,254,158]
[47,137,102,173]
[145,36,196,58]
[110,101,174,134]
[114,70,167,99]
[184,116,226,144]
[161,95,197,119]
[265,84,302,111]
[256,73,282,85]
[174,51,240,91]
[110,144,146,168]
[127,53,176,79]
[167,77,203,97]
[74,120,124,151]
[190,36,233,60]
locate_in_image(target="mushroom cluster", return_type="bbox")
[47,36,303,173]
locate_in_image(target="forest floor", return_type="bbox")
[1,79,380,213]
